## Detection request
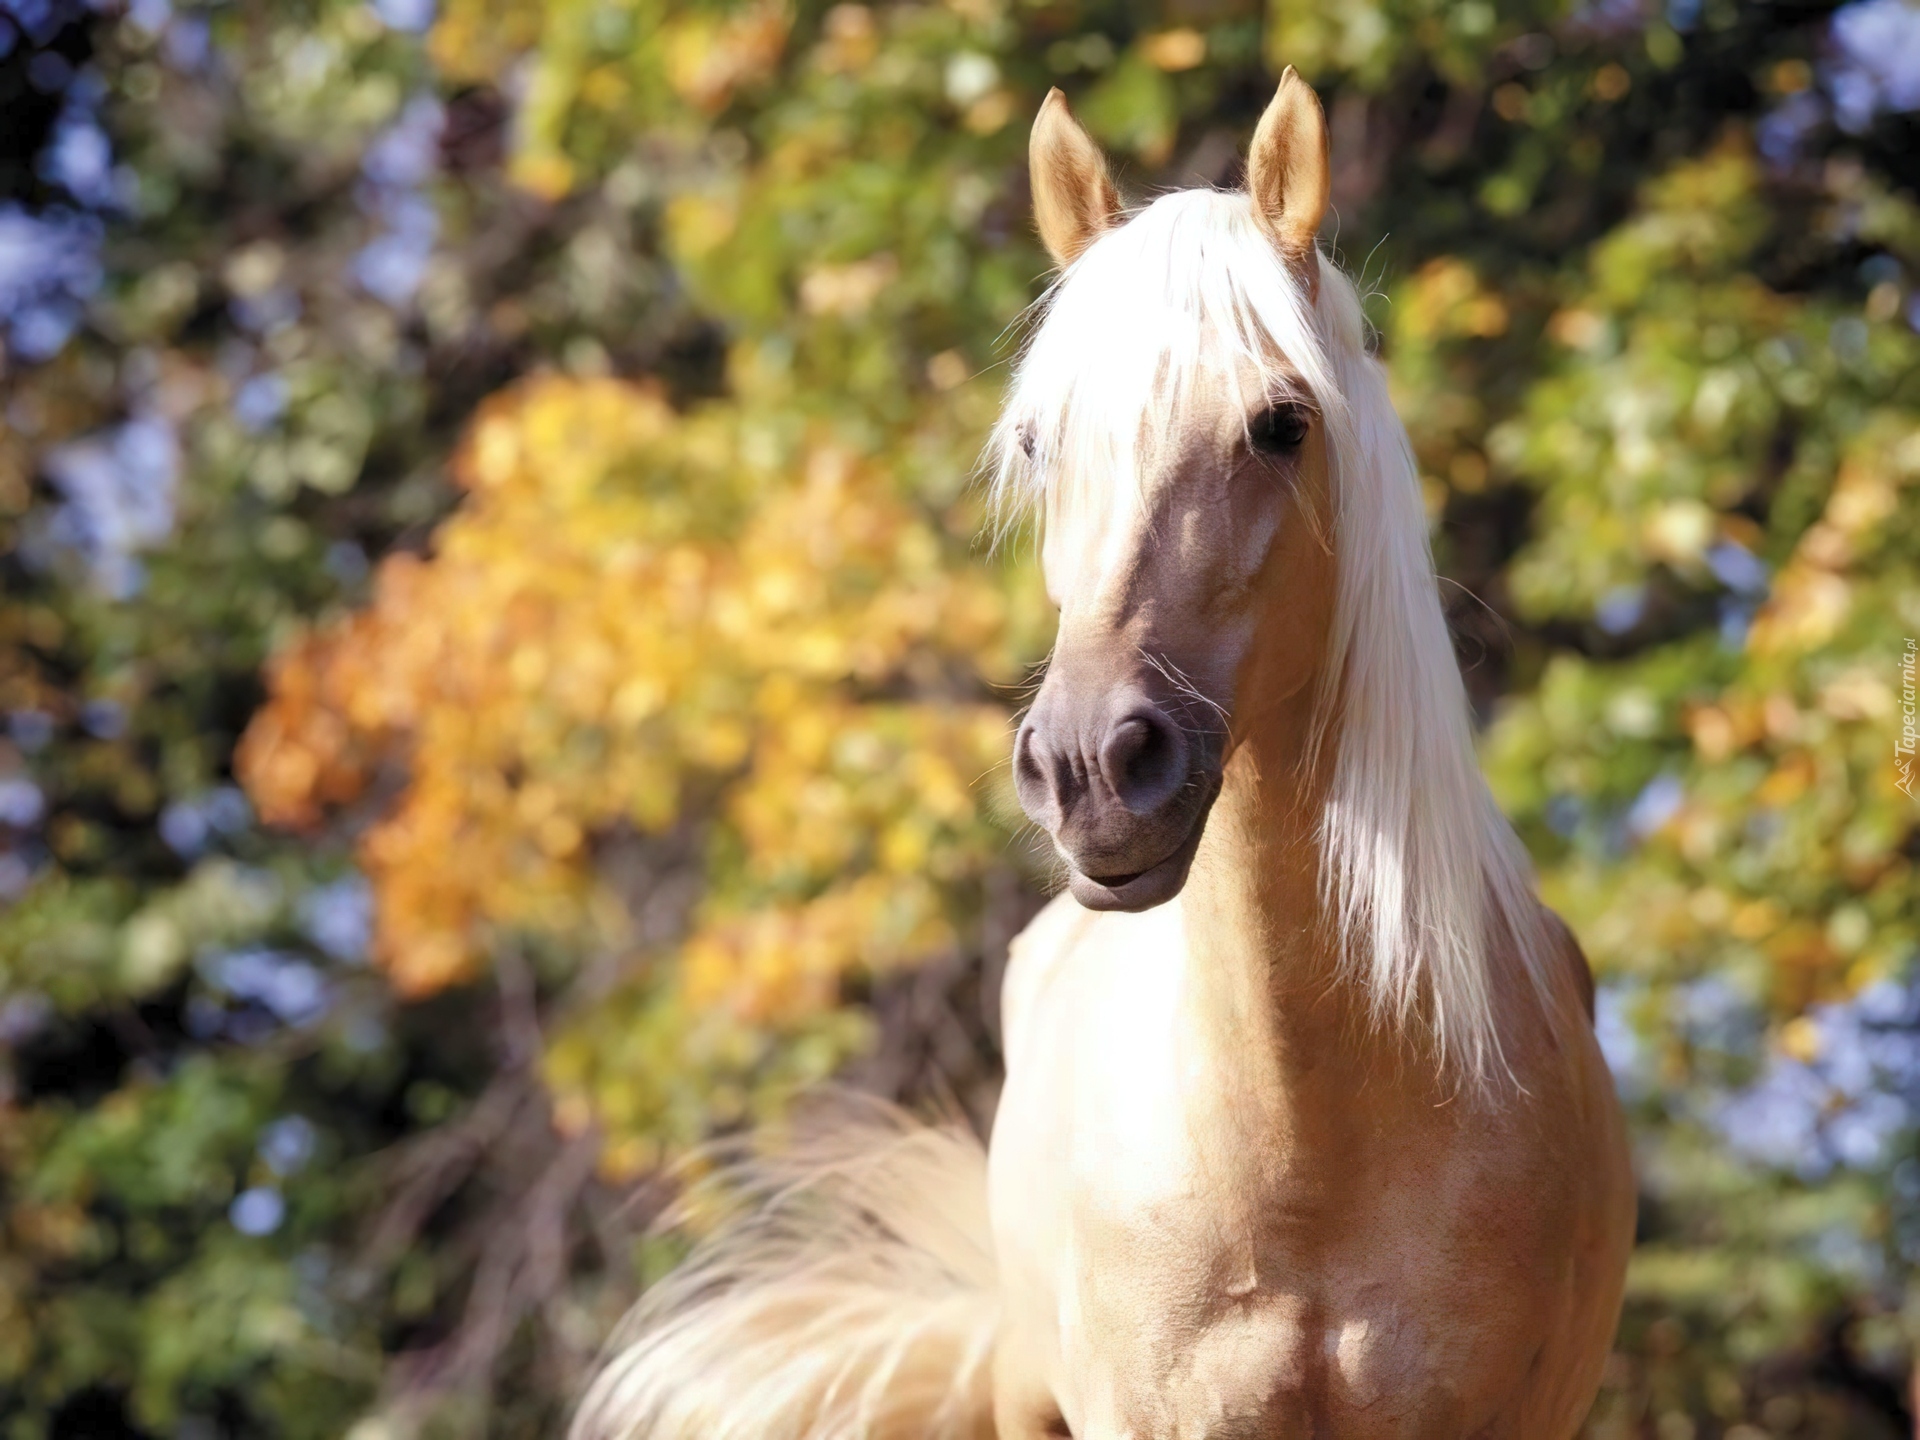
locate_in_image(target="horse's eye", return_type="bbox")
[1249,404,1309,457]
[1018,423,1038,461]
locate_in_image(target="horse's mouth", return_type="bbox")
[1063,787,1216,913]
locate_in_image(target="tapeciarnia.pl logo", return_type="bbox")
[1899,637,1917,800]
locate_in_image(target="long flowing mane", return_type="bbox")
[986,188,1558,1080]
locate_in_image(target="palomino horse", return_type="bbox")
[574,71,1635,1440]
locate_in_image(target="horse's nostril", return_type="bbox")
[1099,710,1184,813]
[1012,721,1062,826]
[1014,724,1045,791]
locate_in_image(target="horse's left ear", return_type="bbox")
[1247,67,1330,292]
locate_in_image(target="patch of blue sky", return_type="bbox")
[1594,981,1654,1100]
[233,372,288,433]
[352,96,443,307]
[1594,585,1645,636]
[40,414,180,599]
[371,0,434,32]
[1705,540,1768,596]
[230,1186,286,1236]
[1829,0,1920,132]
[0,204,103,361]
[1714,976,1920,1181]
[300,873,373,964]
[1625,773,1685,841]
[158,785,253,858]
[0,777,46,829]
[259,1115,318,1177]
[203,945,332,1027]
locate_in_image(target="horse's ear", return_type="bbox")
[1030,88,1121,268]
[1247,67,1329,290]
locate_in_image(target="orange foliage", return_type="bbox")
[238,375,1016,1012]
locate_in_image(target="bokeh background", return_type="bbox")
[2,0,1918,1433]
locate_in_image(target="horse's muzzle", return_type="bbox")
[1013,685,1222,912]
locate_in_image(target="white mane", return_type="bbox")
[986,188,1557,1081]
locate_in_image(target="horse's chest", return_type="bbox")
[991,903,1565,1439]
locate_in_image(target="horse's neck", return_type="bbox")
[1177,700,1430,1107]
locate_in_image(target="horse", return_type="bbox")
[572,70,1635,1440]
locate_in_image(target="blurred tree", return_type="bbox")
[239,372,1030,1159]
[3,0,1919,1435]
[0,0,721,1430]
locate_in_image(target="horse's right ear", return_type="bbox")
[1246,67,1330,291]
[1029,88,1121,268]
